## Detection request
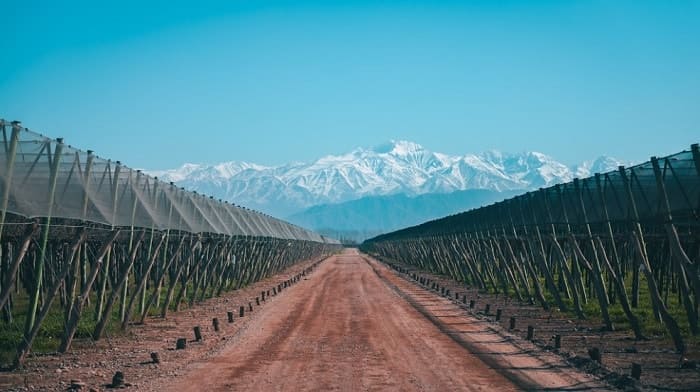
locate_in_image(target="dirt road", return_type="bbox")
[165,249,608,391]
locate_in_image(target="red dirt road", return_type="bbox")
[163,249,609,391]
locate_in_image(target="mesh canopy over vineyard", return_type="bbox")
[364,144,700,353]
[0,119,340,368]
[0,120,336,243]
[370,149,699,240]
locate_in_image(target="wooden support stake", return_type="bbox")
[469,300,475,309]
[194,326,202,341]
[111,372,125,388]
[239,306,245,317]
[588,347,601,362]
[555,334,561,349]
[484,304,490,315]
[509,317,516,330]
[496,309,502,321]
[176,338,187,350]
[631,363,641,380]
[150,352,160,364]
[527,326,534,341]
[249,302,253,312]
[227,311,234,323]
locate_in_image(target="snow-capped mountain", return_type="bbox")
[147,141,627,217]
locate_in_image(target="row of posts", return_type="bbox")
[149,259,324,363]
[387,263,643,382]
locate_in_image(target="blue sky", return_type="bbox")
[2,1,698,169]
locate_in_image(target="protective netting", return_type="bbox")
[369,145,700,241]
[0,120,339,244]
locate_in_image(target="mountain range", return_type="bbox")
[147,141,627,241]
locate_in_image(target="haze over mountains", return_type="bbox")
[148,141,627,241]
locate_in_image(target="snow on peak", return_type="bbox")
[572,156,627,178]
[145,142,628,217]
[372,140,424,155]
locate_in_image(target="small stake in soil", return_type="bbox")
[212,318,220,332]
[484,304,491,315]
[554,334,561,349]
[469,300,475,309]
[527,326,534,341]
[176,338,187,350]
[462,295,467,304]
[239,306,245,317]
[496,309,502,321]
[249,302,253,312]
[509,317,516,330]
[111,371,125,388]
[194,326,203,341]
[150,352,160,364]
[227,311,234,323]
[256,297,260,306]
[631,363,642,380]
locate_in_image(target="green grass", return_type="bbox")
[431,264,700,347]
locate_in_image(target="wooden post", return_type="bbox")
[573,178,613,331]
[12,229,88,367]
[93,230,146,340]
[227,311,234,323]
[194,326,202,341]
[212,318,220,332]
[111,371,125,388]
[651,157,699,335]
[176,338,187,349]
[619,166,686,353]
[555,334,561,349]
[509,317,516,330]
[150,352,160,364]
[527,325,534,340]
[496,309,502,321]
[239,306,245,317]
[59,229,122,353]
[0,222,39,310]
[588,347,601,362]
[0,122,21,243]
[25,138,64,334]
[120,234,167,329]
[484,304,490,315]
[631,363,641,380]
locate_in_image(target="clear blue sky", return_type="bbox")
[2,1,698,169]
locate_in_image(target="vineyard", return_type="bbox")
[363,144,700,353]
[0,120,340,368]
